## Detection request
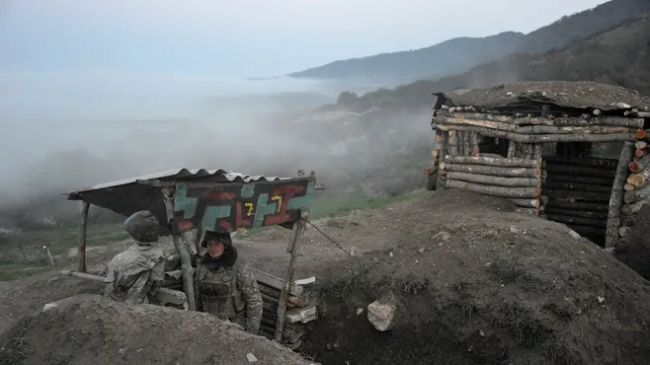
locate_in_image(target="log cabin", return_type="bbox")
[428,81,650,247]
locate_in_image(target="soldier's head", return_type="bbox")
[202,231,232,259]
[124,210,161,243]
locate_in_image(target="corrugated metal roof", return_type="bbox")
[67,168,288,197]
[65,168,304,223]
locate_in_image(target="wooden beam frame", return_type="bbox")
[77,201,90,273]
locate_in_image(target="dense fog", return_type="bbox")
[0,72,433,228]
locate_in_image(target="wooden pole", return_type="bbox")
[444,164,539,178]
[445,155,537,168]
[470,132,480,157]
[446,172,538,187]
[606,141,634,248]
[162,187,196,311]
[435,131,448,190]
[507,140,516,159]
[275,211,307,342]
[77,201,90,273]
[448,131,458,156]
[446,179,539,198]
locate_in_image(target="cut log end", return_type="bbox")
[634,129,647,140]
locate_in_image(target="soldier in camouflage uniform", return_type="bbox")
[194,231,263,334]
[104,210,166,304]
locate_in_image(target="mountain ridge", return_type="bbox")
[329,16,650,113]
[291,0,650,85]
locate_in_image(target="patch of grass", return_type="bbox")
[310,189,430,219]
[375,274,431,296]
[0,262,51,281]
[320,272,369,300]
[0,223,128,281]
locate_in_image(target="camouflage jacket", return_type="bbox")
[195,258,263,334]
[104,243,165,304]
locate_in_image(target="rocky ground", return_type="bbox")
[1,189,649,364]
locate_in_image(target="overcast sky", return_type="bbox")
[1,0,608,77]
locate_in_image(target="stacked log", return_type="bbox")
[443,155,542,212]
[543,157,618,244]
[432,111,642,143]
[253,270,317,350]
[618,130,650,244]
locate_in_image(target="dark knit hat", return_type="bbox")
[201,231,232,247]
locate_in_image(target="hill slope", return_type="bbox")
[331,17,650,112]
[291,0,650,85]
[290,32,526,84]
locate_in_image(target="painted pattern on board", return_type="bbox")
[173,178,314,233]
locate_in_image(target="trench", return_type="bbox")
[294,277,516,365]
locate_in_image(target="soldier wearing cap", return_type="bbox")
[194,231,263,334]
[104,210,166,304]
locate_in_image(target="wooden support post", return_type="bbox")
[435,131,448,190]
[606,141,634,248]
[470,132,480,157]
[448,131,458,156]
[507,140,516,159]
[275,211,307,342]
[77,201,90,273]
[172,234,196,311]
[162,187,196,311]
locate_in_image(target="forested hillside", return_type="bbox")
[292,0,650,85]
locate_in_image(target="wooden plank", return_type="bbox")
[543,181,613,193]
[77,202,90,273]
[544,207,608,220]
[254,269,303,296]
[546,214,606,227]
[546,199,609,211]
[544,156,618,169]
[546,174,614,186]
[545,164,616,178]
[543,189,611,202]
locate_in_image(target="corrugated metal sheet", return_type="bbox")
[67,168,287,197]
[65,168,303,224]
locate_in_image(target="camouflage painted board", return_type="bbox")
[173,178,314,233]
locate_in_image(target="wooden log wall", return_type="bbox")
[433,111,641,143]
[543,156,618,245]
[445,130,481,157]
[615,129,650,247]
[443,155,542,212]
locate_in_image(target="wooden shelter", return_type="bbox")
[66,168,316,347]
[428,81,650,247]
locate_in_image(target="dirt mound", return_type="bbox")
[298,190,650,364]
[0,272,105,336]
[0,294,309,365]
